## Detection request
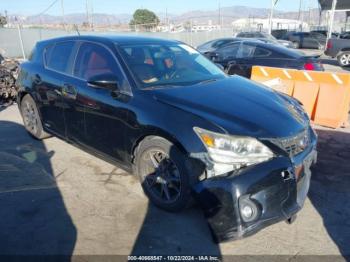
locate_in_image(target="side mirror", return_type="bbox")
[87,74,119,90]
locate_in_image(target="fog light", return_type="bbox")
[241,205,253,218]
[239,196,259,222]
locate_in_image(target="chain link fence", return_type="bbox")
[0,27,237,58]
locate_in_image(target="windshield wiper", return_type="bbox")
[143,84,182,90]
[195,78,219,85]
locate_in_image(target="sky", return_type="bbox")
[1,0,321,16]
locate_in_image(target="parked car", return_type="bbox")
[339,32,350,39]
[17,35,317,242]
[311,30,339,38]
[282,31,326,49]
[196,37,242,54]
[271,29,288,40]
[325,38,350,66]
[236,31,294,48]
[203,40,324,78]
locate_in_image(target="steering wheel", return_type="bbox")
[167,68,188,79]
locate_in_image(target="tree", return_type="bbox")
[129,9,159,31]
[0,15,7,28]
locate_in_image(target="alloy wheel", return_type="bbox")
[340,54,350,66]
[140,149,182,203]
[22,101,38,135]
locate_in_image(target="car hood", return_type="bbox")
[152,76,308,138]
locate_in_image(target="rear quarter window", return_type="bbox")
[44,41,75,73]
[253,46,272,58]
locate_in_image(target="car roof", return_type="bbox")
[243,41,304,58]
[37,34,181,47]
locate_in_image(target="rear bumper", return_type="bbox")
[192,130,317,242]
[324,49,337,58]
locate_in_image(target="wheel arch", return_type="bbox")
[340,48,350,52]
[17,90,30,105]
[130,127,189,165]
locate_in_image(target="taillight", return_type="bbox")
[304,62,315,70]
[326,40,332,50]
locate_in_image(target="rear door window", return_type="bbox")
[253,46,272,58]
[45,41,75,73]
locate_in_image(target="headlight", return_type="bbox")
[194,127,274,168]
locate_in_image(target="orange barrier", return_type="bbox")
[288,70,319,118]
[250,66,350,129]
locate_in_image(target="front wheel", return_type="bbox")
[20,94,50,139]
[337,52,350,67]
[134,136,192,212]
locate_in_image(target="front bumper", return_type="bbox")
[192,130,317,243]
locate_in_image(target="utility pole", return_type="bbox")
[61,0,66,30]
[90,0,94,30]
[218,0,221,27]
[327,0,337,41]
[16,17,26,60]
[308,6,311,27]
[268,0,278,34]
[165,7,168,31]
[86,0,90,29]
[298,0,302,20]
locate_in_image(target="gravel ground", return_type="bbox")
[0,98,349,260]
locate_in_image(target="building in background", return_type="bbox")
[232,18,309,32]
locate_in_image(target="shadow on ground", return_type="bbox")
[131,204,221,256]
[309,128,350,258]
[0,121,76,258]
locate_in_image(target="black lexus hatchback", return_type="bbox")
[17,35,317,242]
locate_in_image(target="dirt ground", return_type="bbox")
[0,103,349,261]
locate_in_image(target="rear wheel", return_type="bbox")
[20,94,50,139]
[337,52,350,67]
[134,136,192,212]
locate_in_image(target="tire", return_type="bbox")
[337,52,350,67]
[20,94,50,140]
[134,136,192,212]
[292,41,300,49]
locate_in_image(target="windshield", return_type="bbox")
[117,43,226,89]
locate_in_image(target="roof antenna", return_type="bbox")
[73,24,80,36]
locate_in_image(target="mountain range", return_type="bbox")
[7,5,346,25]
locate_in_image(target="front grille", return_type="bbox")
[270,129,310,157]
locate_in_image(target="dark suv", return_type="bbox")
[282,32,326,49]
[17,35,317,242]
